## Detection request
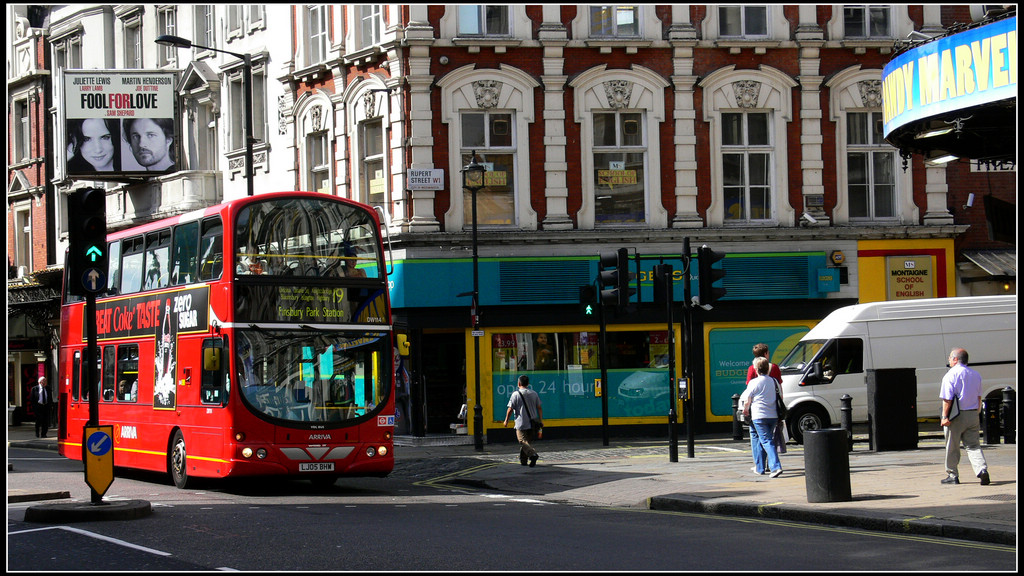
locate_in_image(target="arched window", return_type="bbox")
[570,65,669,228]
[348,82,393,214]
[437,65,539,230]
[827,66,915,224]
[699,65,796,226]
[295,92,335,194]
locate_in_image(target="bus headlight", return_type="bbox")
[256,448,268,459]
[242,447,253,458]
[366,447,376,457]
[377,446,388,457]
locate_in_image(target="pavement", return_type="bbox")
[7,424,1017,545]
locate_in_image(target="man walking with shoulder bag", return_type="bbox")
[503,375,543,467]
[939,348,990,485]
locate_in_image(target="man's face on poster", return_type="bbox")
[128,118,172,170]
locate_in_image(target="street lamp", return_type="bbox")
[156,34,254,197]
[462,152,486,451]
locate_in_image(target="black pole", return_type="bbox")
[599,285,609,447]
[682,238,694,458]
[665,265,678,462]
[84,292,102,503]
[242,54,254,197]
[471,170,483,451]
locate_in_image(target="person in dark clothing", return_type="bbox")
[31,376,51,438]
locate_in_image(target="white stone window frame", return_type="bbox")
[12,92,33,164]
[345,80,395,215]
[570,5,661,53]
[119,8,144,69]
[570,64,670,229]
[357,4,383,49]
[437,64,539,231]
[247,5,266,34]
[305,5,331,67]
[344,5,396,65]
[838,5,893,38]
[51,28,83,72]
[584,6,642,38]
[295,90,336,195]
[703,4,787,41]
[827,5,913,45]
[307,131,331,194]
[827,66,916,225]
[226,5,245,42]
[13,202,33,271]
[454,5,514,37]
[192,5,216,57]
[156,5,178,68]
[441,5,529,52]
[177,62,221,172]
[699,65,797,227]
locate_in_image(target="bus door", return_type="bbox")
[199,338,228,406]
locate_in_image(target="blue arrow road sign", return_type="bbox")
[87,430,112,456]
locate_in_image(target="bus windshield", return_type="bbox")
[235,197,381,279]
[236,328,390,424]
[778,339,827,373]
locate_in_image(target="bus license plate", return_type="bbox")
[299,462,335,472]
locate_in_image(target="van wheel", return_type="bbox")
[169,430,190,489]
[788,404,829,445]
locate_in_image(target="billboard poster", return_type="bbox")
[63,70,178,178]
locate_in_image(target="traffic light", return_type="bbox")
[697,244,726,308]
[598,248,635,308]
[67,188,108,295]
[579,285,597,316]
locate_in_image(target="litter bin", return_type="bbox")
[804,428,852,503]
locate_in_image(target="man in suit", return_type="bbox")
[31,376,51,438]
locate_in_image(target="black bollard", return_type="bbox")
[731,394,743,441]
[983,399,1000,445]
[840,394,853,451]
[1001,387,1015,444]
[804,428,852,503]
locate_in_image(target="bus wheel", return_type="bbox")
[788,404,829,445]
[169,430,190,489]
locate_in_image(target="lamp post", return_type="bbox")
[462,152,486,451]
[156,34,254,197]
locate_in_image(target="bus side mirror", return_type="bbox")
[204,348,221,371]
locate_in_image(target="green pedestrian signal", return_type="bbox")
[579,285,597,316]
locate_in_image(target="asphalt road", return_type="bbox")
[7,446,1016,571]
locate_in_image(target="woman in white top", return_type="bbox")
[742,357,783,477]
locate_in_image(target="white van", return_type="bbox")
[778,295,1016,444]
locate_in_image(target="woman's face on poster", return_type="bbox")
[80,118,115,170]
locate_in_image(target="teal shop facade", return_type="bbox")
[387,243,854,440]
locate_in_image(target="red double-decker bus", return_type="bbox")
[58,192,394,488]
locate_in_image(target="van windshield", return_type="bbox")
[778,340,827,373]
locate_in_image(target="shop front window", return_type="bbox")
[490,330,673,420]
